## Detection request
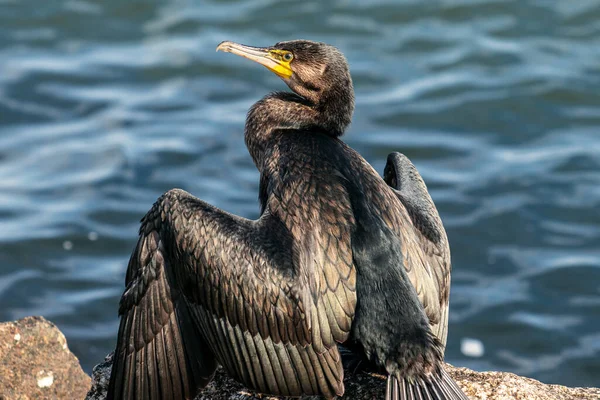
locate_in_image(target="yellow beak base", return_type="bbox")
[217,41,293,79]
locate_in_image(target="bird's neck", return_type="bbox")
[245,90,354,170]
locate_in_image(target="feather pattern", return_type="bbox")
[107,231,217,400]
[108,173,357,399]
[385,369,470,400]
[383,152,452,347]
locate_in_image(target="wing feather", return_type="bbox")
[383,152,452,347]
[109,187,355,399]
[107,229,217,400]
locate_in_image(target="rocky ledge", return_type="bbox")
[1,316,598,400]
[86,353,600,400]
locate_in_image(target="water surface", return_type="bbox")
[1,0,599,388]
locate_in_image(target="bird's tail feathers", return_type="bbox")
[385,368,469,400]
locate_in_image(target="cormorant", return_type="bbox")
[107,40,468,400]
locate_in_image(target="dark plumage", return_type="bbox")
[107,40,468,400]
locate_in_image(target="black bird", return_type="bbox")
[107,40,468,400]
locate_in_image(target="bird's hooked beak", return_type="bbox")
[216,41,293,80]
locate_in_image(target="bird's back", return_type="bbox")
[260,129,450,347]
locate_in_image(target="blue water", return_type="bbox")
[1,0,599,389]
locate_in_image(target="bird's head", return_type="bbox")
[217,39,353,108]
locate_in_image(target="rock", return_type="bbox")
[85,352,114,400]
[0,316,91,400]
[86,352,600,400]
[450,365,599,400]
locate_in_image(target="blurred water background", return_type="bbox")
[1,0,599,388]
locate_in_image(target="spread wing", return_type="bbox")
[383,152,451,347]
[107,187,356,400]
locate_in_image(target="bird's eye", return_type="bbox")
[283,52,293,62]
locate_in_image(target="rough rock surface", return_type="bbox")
[86,352,600,400]
[0,316,91,400]
[451,366,599,400]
